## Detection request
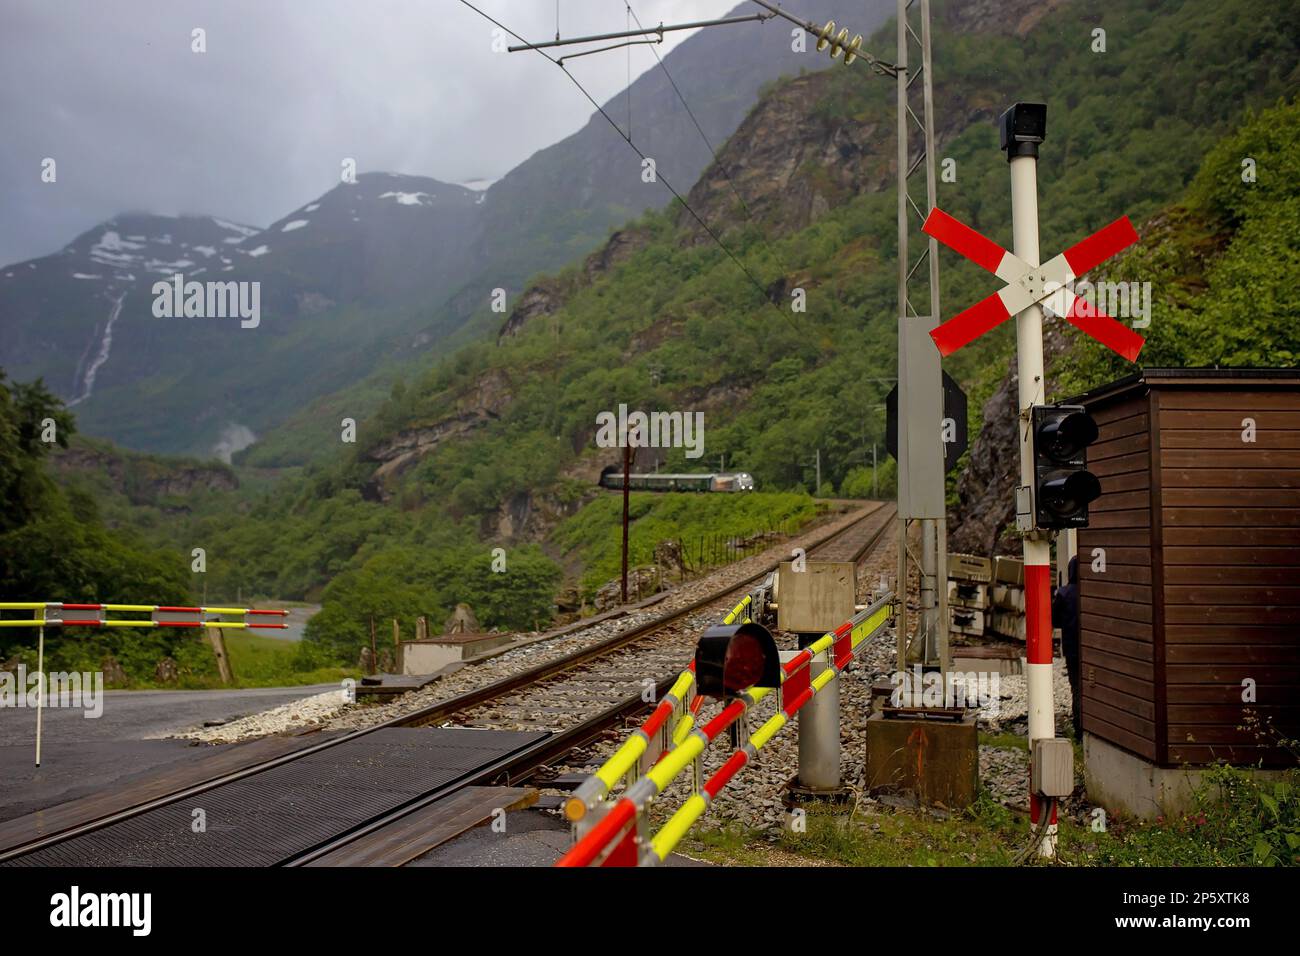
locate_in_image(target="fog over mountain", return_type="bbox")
[0,0,755,267]
[1,0,887,456]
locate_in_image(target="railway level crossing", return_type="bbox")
[558,585,894,866]
[508,4,1149,859]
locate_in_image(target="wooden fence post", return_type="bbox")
[369,616,378,676]
[206,626,234,685]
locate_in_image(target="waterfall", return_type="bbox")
[69,291,126,407]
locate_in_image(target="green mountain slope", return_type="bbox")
[2,3,885,464]
[347,0,1299,507]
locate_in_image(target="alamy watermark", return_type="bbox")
[50,886,150,936]
[890,665,1000,715]
[1043,279,1152,329]
[595,403,704,459]
[152,273,260,329]
[1,666,104,718]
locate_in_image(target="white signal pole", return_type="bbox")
[1003,103,1057,858]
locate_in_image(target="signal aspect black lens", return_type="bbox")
[694,623,781,698]
[1040,412,1099,461]
[1041,471,1102,517]
[1031,404,1103,530]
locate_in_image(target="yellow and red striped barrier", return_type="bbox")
[0,602,289,629]
[556,592,892,867]
[564,592,756,823]
[0,601,289,769]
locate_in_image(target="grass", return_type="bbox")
[551,491,828,597]
[11,627,358,691]
[221,633,359,689]
[979,731,1029,751]
[681,762,1300,868]
[683,791,1025,867]
[683,724,1300,867]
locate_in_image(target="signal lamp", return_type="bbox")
[1031,404,1102,529]
[694,622,781,698]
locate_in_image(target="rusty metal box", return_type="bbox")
[864,711,979,808]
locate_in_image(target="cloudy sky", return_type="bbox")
[0,0,742,266]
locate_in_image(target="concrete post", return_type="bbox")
[797,651,841,790]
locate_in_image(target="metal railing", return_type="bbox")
[557,587,894,866]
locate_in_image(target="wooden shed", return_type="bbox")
[1073,368,1300,772]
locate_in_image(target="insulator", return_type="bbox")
[844,34,862,65]
[830,27,850,58]
[815,20,835,52]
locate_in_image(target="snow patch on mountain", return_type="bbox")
[89,231,145,266]
[281,219,309,232]
[378,191,433,206]
[213,218,259,238]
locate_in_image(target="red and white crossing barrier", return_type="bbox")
[0,601,289,767]
[921,207,1144,361]
[0,603,289,629]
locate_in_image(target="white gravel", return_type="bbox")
[168,688,351,743]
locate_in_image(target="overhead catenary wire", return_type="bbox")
[625,1,791,281]
[456,0,814,339]
[747,0,896,74]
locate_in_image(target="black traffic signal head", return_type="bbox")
[1031,404,1102,529]
[694,622,781,698]
[999,103,1047,161]
[1037,408,1098,460]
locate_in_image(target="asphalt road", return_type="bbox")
[0,683,336,824]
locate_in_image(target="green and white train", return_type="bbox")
[599,467,755,493]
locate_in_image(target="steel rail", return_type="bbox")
[284,675,680,866]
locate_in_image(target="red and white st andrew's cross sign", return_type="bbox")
[922,208,1146,361]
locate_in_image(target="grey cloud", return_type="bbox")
[0,0,736,266]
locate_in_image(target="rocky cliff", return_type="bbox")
[51,441,238,505]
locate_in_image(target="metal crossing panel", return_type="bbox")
[4,728,547,867]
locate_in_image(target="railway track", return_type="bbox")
[432,500,894,738]
[0,501,895,867]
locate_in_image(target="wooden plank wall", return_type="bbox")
[1157,387,1300,767]
[1078,393,1158,761]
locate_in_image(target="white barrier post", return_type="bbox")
[35,624,45,768]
